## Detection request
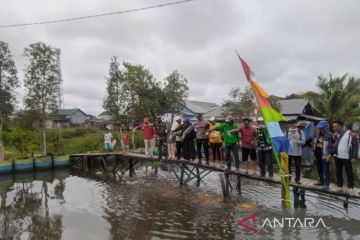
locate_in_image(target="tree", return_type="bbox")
[0,41,19,161]
[305,74,360,127]
[222,87,256,121]
[103,56,130,128]
[122,62,162,121]
[162,70,189,119]
[23,42,60,156]
[103,60,189,128]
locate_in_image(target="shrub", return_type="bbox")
[4,126,38,158]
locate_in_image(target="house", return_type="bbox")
[181,100,219,120]
[202,106,226,121]
[279,99,324,121]
[89,111,114,130]
[98,111,113,121]
[48,108,89,128]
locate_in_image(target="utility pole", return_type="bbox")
[0,60,3,113]
[0,60,2,93]
[0,60,4,161]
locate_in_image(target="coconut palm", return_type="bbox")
[305,74,360,127]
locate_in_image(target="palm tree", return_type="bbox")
[305,74,360,127]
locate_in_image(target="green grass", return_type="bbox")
[4,127,146,160]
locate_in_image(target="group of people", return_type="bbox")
[104,114,359,192]
[133,114,276,177]
[313,120,358,191]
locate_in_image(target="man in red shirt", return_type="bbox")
[135,116,156,158]
[231,118,256,175]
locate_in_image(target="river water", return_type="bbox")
[0,163,359,240]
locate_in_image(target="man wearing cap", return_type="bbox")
[213,116,240,171]
[174,118,196,161]
[255,117,273,178]
[135,116,156,158]
[313,120,333,190]
[208,117,223,165]
[193,113,210,165]
[287,119,305,184]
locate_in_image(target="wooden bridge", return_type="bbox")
[69,152,360,199]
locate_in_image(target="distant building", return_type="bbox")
[181,100,219,120]
[46,108,89,128]
[203,106,226,121]
[179,97,324,123]
[279,99,324,121]
[89,111,114,130]
[98,111,113,121]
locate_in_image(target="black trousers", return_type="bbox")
[196,139,209,162]
[315,150,330,186]
[288,155,301,181]
[158,139,167,159]
[210,143,223,161]
[176,141,183,160]
[258,150,273,177]
[335,158,354,188]
[183,139,196,160]
[225,144,240,169]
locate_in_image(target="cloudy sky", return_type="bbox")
[1,0,359,115]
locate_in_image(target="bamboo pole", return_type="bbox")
[249,81,291,210]
[280,152,290,209]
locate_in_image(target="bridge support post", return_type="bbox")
[180,163,185,187]
[83,156,88,171]
[196,167,200,187]
[90,157,94,169]
[236,175,241,195]
[219,173,231,197]
[129,159,134,177]
[225,173,230,196]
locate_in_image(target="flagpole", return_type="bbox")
[235,53,291,209]
[250,81,291,209]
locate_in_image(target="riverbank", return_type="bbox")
[3,127,144,160]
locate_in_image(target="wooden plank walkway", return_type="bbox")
[69,152,360,198]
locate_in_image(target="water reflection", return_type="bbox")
[0,171,65,239]
[0,165,359,239]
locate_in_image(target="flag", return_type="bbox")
[237,54,289,152]
[237,54,291,209]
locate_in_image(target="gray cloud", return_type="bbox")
[1,0,359,115]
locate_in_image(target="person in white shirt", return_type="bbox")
[332,120,359,191]
[287,120,305,184]
[104,129,113,152]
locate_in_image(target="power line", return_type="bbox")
[0,0,197,28]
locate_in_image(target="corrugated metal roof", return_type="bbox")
[57,108,88,117]
[203,106,225,119]
[57,109,79,116]
[184,100,218,114]
[284,114,326,121]
[279,99,309,115]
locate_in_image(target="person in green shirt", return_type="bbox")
[213,116,240,171]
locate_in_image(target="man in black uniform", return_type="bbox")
[155,117,168,159]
